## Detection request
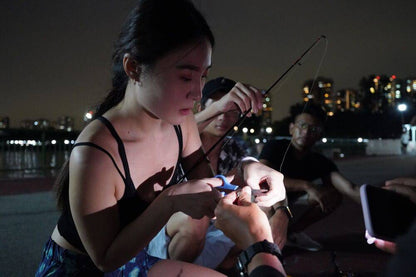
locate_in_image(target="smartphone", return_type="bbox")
[360,184,416,242]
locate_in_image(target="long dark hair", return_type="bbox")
[56,0,215,210]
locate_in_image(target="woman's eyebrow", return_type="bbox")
[176,64,212,71]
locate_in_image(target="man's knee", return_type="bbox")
[167,212,210,240]
[166,213,210,261]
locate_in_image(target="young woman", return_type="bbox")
[36,0,285,275]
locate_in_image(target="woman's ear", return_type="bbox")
[123,53,141,84]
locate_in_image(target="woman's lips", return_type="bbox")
[179,108,192,115]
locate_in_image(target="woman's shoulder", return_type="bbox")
[72,118,119,159]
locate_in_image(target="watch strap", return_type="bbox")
[237,240,282,275]
[274,205,294,220]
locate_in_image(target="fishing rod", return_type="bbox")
[178,35,327,182]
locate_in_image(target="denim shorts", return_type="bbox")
[35,238,161,276]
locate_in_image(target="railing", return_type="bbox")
[0,129,78,179]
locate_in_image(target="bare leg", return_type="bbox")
[166,212,210,262]
[149,259,225,277]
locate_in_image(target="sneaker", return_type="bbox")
[286,232,322,251]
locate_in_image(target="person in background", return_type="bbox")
[197,77,291,248]
[259,103,360,251]
[35,0,286,275]
[197,77,257,183]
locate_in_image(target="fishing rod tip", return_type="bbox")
[320,34,327,39]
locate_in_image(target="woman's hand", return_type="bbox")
[215,186,273,250]
[242,161,286,207]
[163,177,223,219]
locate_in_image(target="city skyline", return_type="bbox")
[1,0,415,130]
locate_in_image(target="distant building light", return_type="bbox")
[357,137,363,143]
[370,87,375,93]
[398,103,407,112]
[233,126,238,132]
[327,111,334,116]
[322,138,327,143]
[263,138,267,143]
[339,153,345,158]
[254,138,260,144]
[242,127,248,133]
[263,103,267,109]
[64,140,70,145]
[266,127,273,134]
[249,128,255,134]
[51,140,57,145]
[84,111,94,121]
[34,121,39,126]
[324,93,329,98]
[303,97,309,102]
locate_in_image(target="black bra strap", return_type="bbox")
[96,116,132,180]
[174,125,183,161]
[73,142,126,181]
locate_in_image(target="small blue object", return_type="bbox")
[215,174,239,191]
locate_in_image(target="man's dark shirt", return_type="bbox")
[259,139,338,182]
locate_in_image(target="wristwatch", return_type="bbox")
[236,240,282,276]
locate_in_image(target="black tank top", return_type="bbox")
[57,116,183,252]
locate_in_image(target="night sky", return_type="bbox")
[1,0,415,130]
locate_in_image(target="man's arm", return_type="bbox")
[267,199,290,250]
[327,171,361,204]
[194,101,223,133]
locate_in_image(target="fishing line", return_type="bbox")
[279,36,328,172]
[179,35,328,183]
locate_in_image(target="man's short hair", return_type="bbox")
[290,102,326,124]
[201,77,236,108]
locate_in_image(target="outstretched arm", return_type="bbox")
[327,171,361,203]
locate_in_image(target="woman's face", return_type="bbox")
[138,39,212,125]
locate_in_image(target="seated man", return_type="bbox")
[259,103,360,251]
